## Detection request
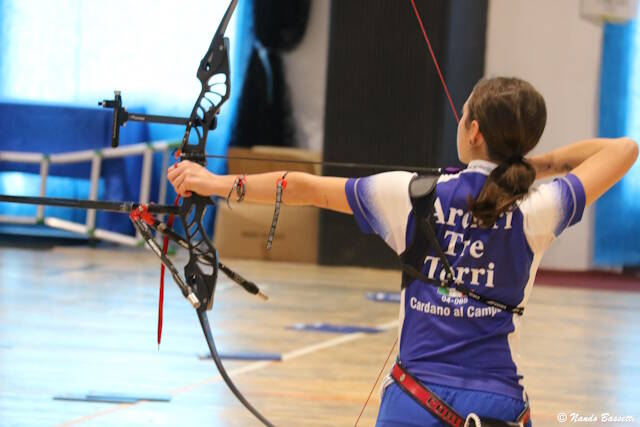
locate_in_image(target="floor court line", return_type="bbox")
[55,318,399,426]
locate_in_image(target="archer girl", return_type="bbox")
[168,77,638,426]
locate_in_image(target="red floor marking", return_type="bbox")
[535,269,640,292]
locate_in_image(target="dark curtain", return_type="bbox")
[319,0,488,268]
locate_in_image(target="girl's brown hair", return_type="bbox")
[466,77,547,227]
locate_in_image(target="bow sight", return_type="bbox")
[99,91,208,149]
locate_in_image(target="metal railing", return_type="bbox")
[0,141,180,246]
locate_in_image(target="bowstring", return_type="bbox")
[353,337,397,426]
[410,0,460,125]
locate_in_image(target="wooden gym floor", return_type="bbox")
[0,245,639,427]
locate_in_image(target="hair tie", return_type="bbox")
[505,153,524,165]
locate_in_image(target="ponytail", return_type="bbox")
[468,156,536,227]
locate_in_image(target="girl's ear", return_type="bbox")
[468,120,482,145]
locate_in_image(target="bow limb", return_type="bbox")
[198,311,275,427]
[130,195,274,426]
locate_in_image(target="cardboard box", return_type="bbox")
[214,146,321,263]
[214,201,318,263]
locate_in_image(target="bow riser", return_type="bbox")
[179,194,219,312]
[180,38,230,164]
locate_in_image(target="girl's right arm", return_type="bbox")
[528,137,638,206]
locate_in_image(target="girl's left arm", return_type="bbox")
[167,160,352,214]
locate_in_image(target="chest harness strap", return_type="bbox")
[399,174,525,316]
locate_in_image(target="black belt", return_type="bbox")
[391,360,530,427]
